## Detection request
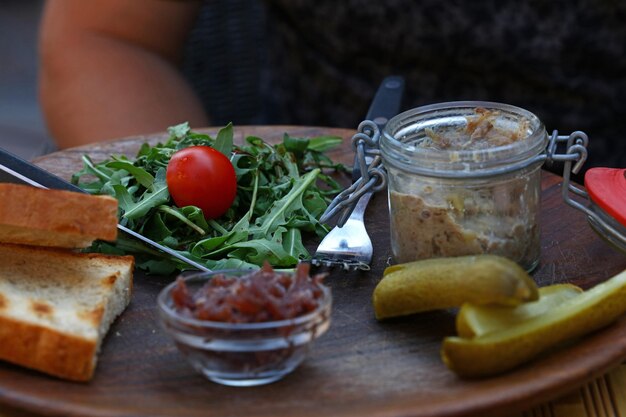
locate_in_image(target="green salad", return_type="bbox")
[72,123,347,274]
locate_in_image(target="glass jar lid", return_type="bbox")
[380,101,548,178]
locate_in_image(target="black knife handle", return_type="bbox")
[365,75,405,130]
[353,75,405,182]
[0,146,86,193]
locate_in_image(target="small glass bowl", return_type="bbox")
[157,270,332,387]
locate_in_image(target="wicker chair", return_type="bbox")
[182,0,267,126]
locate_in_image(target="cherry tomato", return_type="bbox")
[166,146,237,219]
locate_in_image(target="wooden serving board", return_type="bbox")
[2,126,626,417]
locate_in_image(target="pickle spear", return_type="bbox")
[373,255,538,320]
[456,284,583,338]
[442,269,626,377]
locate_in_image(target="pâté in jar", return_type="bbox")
[380,102,548,271]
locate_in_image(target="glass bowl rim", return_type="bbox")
[157,269,332,331]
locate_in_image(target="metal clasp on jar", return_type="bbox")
[557,131,626,252]
[320,120,387,227]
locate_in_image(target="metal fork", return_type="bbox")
[311,75,404,271]
[311,190,374,270]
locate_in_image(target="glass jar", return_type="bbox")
[380,101,548,271]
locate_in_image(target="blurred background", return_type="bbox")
[0,0,54,161]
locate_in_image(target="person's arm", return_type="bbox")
[39,0,208,149]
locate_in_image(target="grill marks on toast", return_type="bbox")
[30,300,53,316]
[0,243,134,381]
[101,273,119,289]
[79,306,106,328]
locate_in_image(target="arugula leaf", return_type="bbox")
[282,227,309,260]
[106,157,154,188]
[308,135,343,152]
[142,212,172,241]
[283,134,309,155]
[112,184,137,214]
[191,234,231,255]
[168,122,191,139]
[121,168,170,220]
[227,237,297,267]
[73,154,113,184]
[214,123,234,156]
[252,168,320,238]
[157,205,206,235]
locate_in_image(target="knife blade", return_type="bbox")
[0,147,212,272]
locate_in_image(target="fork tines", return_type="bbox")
[310,257,371,271]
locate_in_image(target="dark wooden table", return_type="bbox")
[1,126,626,417]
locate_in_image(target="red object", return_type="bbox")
[584,167,626,227]
[166,146,237,219]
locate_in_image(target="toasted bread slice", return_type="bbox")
[0,243,134,381]
[0,183,118,248]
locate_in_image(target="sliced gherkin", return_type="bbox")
[456,284,583,338]
[442,269,626,377]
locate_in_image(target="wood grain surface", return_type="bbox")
[1,126,625,417]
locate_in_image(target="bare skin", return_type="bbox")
[39,0,208,149]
